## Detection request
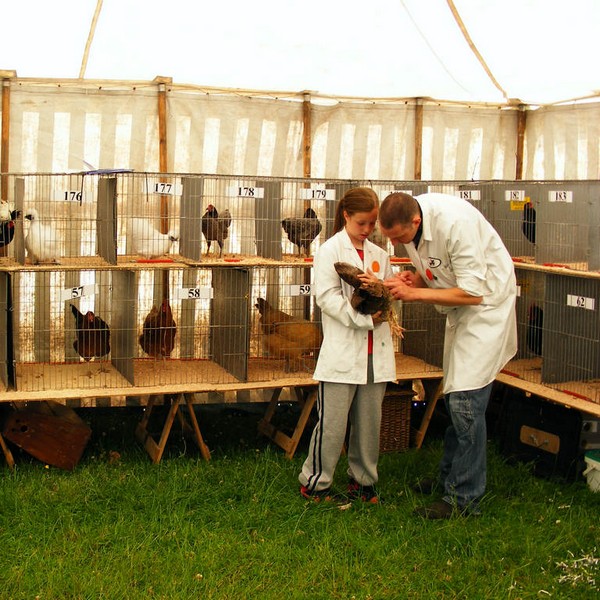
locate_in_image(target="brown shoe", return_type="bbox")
[414,500,456,519]
[411,477,438,495]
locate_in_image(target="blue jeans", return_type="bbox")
[439,382,493,513]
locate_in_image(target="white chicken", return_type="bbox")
[24,208,60,264]
[129,218,179,259]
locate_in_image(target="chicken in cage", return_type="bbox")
[249,265,322,381]
[12,269,128,393]
[12,173,117,267]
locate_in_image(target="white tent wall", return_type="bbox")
[2,78,599,181]
[523,102,600,180]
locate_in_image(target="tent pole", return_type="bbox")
[302,91,312,210]
[0,74,12,258]
[515,105,527,180]
[414,99,423,180]
[155,76,171,299]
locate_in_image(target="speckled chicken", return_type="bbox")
[201,205,231,257]
[70,304,111,361]
[281,207,322,256]
[255,297,323,371]
[334,262,403,337]
[139,299,177,358]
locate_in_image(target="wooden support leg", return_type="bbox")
[183,393,211,461]
[413,378,444,449]
[258,385,317,459]
[0,430,15,471]
[135,394,182,463]
[135,394,211,463]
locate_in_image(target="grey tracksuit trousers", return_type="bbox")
[299,357,387,492]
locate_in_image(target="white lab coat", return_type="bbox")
[313,229,397,384]
[403,193,518,394]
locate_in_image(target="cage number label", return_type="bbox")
[283,284,313,296]
[228,186,265,198]
[143,180,182,196]
[506,190,526,210]
[566,294,595,310]
[300,188,336,201]
[549,190,573,203]
[61,284,98,301]
[380,190,413,198]
[505,190,525,201]
[53,190,85,203]
[459,190,481,201]
[177,287,214,300]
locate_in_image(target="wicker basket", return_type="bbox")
[379,385,413,453]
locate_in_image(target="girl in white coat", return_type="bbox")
[298,188,397,503]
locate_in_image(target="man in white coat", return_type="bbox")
[379,192,517,518]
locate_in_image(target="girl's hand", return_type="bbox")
[358,268,379,287]
[371,310,384,325]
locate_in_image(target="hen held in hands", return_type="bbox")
[334,262,403,337]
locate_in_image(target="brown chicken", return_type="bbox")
[139,299,177,358]
[334,262,403,337]
[281,207,322,256]
[255,297,323,371]
[201,205,232,257]
[70,304,111,361]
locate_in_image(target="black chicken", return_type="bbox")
[522,201,536,244]
[201,205,232,257]
[70,304,111,361]
[526,303,543,356]
[281,207,322,256]
[0,208,21,249]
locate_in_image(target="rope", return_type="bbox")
[79,0,104,79]
[446,0,510,102]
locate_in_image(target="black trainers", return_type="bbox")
[347,479,380,504]
[300,485,338,503]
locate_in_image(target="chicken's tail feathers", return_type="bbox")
[70,303,84,324]
[221,209,232,227]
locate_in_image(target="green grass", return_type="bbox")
[0,405,598,599]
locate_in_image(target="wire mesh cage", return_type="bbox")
[507,265,600,407]
[5,173,117,267]
[12,268,130,392]
[248,265,322,383]
[132,266,245,387]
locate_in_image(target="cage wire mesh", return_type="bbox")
[5,172,116,266]
[2,173,600,411]
[249,265,321,382]
[13,268,127,392]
